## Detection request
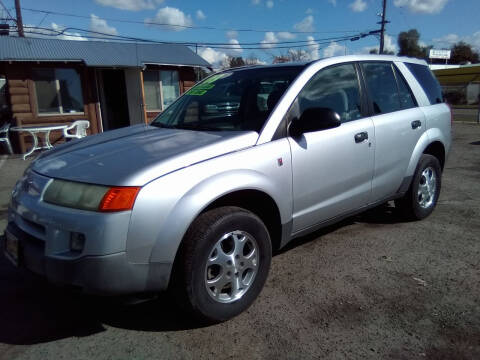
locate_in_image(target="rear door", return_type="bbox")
[288,63,375,232]
[360,61,426,203]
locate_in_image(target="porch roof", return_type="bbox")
[0,36,210,68]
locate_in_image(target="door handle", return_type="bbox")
[411,120,422,129]
[354,132,368,143]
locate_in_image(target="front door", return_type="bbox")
[288,63,375,233]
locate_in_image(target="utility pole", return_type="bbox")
[379,0,387,54]
[14,0,24,37]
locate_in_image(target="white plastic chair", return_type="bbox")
[0,122,13,154]
[63,120,90,140]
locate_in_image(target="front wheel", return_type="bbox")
[172,206,272,323]
[395,154,442,220]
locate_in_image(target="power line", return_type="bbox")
[0,0,15,22]
[18,25,378,50]
[21,6,363,35]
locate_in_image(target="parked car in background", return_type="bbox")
[4,55,451,323]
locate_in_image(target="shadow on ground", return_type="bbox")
[0,203,405,345]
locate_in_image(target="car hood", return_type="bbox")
[32,124,259,186]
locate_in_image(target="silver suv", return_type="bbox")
[4,55,451,323]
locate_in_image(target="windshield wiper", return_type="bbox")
[151,122,176,129]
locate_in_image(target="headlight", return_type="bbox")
[43,179,140,212]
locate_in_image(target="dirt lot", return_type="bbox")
[0,123,479,360]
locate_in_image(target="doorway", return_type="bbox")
[98,69,130,131]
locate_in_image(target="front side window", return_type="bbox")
[144,70,180,111]
[151,66,303,132]
[33,68,84,114]
[362,62,401,115]
[296,63,363,123]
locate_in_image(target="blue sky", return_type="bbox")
[2,0,479,66]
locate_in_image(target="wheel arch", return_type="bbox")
[423,141,446,170]
[202,189,283,252]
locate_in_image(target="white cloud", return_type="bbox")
[198,47,228,67]
[277,32,296,40]
[145,7,193,31]
[260,32,296,49]
[294,15,314,32]
[261,32,278,49]
[252,0,261,4]
[266,0,274,8]
[468,32,480,52]
[349,0,367,12]
[393,0,448,14]
[328,0,336,6]
[323,41,346,57]
[433,33,460,47]
[226,30,238,39]
[306,8,314,14]
[433,31,480,52]
[94,0,163,11]
[90,14,118,36]
[51,23,88,41]
[307,36,319,60]
[196,10,206,20]
[361,34,398,54]
[225,39,243,56]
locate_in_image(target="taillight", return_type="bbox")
[99,187,140,212]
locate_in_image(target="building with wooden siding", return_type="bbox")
[0,36,210,154]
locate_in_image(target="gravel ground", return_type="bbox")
[0,123,479,360]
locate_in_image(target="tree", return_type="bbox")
[397,29,428,59]
[450,42,479,64]
[369,48,394,55]
[272,49,309,64]
[228,56,245,68]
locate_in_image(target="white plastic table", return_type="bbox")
[10,124,68,160]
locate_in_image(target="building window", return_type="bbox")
[144,70,180,111]
[33,68,84,114]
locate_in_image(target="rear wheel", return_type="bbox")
[395,154,442,220]
[172,206,272,323]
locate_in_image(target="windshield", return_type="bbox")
[151,66,304,132]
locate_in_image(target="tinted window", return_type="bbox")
[297,64,362,123]
[152,66,303,132]
[362,62,400,115]
[405,63,443,105]
[393,66,417,110]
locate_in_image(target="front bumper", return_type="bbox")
[4,221,171,295]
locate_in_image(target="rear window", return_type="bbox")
[405,63,443,105]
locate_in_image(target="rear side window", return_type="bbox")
[393,65,417,109]
[362,62,401,115]
[405,63,443,105]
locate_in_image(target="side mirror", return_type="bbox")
[289,107,341,138]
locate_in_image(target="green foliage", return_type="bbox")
[397,29,428,59]
[228,57,246,68]
[450,42,480,64]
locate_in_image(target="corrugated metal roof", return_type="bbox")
[0,36,211,68]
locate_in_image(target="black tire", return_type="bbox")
[395,154,442,220]
[171,206,272,323]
